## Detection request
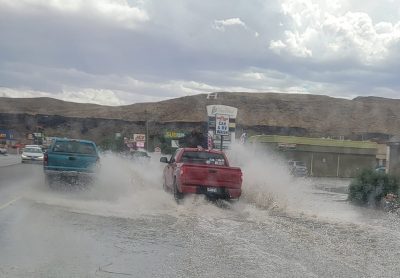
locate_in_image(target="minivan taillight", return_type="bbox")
[44,153,48,166]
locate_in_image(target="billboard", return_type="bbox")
[133,134,146,142]
[0,130,14,140]
[206,105,238,118]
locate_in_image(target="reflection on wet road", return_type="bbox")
[1,155,400,277]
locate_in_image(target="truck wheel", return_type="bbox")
[229,197,240,203]
[173,180,183,203]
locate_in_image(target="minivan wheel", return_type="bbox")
[45,174,54,189]
[162,178,168,192]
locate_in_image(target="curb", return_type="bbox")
[0,155,21,168]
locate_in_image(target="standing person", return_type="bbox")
[240,132,247,144]
[180,128,207,148]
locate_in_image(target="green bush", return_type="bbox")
[348,169,399,206]
[98,136,126,152]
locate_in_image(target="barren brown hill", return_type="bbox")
[1,92,400,139]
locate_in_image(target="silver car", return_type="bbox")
[21,146,44,163]
[288,160,308,177]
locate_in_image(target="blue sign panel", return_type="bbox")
[0,129,14,140]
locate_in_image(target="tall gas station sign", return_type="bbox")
[206,105,238,150]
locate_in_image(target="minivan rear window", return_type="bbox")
[52,141,97,155]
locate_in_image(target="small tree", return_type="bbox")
[348,169,399,206]
[98,136,126,152]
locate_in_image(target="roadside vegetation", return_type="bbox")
[348,169,399,210]
[99,136,126,152]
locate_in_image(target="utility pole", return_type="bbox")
[145,109,149,152]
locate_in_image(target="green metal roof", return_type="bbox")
[249,135,378,149]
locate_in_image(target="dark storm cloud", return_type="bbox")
[0,0,399,104]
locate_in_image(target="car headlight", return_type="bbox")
[21,154,27,158]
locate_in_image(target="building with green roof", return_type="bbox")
[249,135,378,178]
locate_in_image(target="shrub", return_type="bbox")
[348,169,399,206]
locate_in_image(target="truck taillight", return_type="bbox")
[44,153,48,166]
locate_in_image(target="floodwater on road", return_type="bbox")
[1,150,400,277]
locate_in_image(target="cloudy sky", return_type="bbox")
[0,0,400,105]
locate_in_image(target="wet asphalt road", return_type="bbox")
[1,158,400,278]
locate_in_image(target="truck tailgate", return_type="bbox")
[181,164,242,188]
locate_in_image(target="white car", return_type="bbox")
[21,146,44,163]
[0,146,7,155]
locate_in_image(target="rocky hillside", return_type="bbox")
[1,92,400,141]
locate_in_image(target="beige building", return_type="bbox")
[376,144,387,167]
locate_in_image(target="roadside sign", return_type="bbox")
[171,140,179,148]
[206,105,238,150]
[134,134,146,142]
[207,105,238,118]
[165,131,185,139]
[215,114,229,135]
[136,141,145,148]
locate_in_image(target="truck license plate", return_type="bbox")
[207,187,218,193]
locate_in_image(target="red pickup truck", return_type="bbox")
[160,148,242,201]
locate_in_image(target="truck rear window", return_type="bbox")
[181,151,226,166]
[52,141,97,155]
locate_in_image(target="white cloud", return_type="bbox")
[270,29,314,57]
[213,17,260,38]
[0,87,126,106]
[213,18,246,31]
[60,88,126,106]
[270,0,400,63]
[0,0,149,28]
[161,80,219,96]
[0,87,50,99]
[242,72,266,80]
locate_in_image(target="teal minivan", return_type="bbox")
[44,138,100,186]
